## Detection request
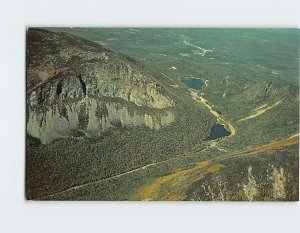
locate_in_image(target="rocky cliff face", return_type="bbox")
[244,81,298,102]
[26,29,175,144]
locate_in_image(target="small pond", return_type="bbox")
[207,123,230,140]
[182,78,205,90]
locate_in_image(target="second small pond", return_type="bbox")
[207,123,231,140]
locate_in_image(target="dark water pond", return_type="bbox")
[207,123,230,140]
[182,78,205,90]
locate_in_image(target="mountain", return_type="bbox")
[26,28,298,201]
[26,29,175,144]
[26,29,215,199]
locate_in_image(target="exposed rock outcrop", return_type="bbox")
[26,29,175,144]
[27,94,175,144]
[244,81,297,101]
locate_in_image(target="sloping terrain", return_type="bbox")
[26,28,299,201]
[26,29,176,144]
[26,29,215,199]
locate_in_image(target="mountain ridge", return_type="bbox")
[26,28,176,143]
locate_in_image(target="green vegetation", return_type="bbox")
[26,28,299,201]
[26,100,214,199]
[49,28,299,85]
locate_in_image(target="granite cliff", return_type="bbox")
[26,29,175,144]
